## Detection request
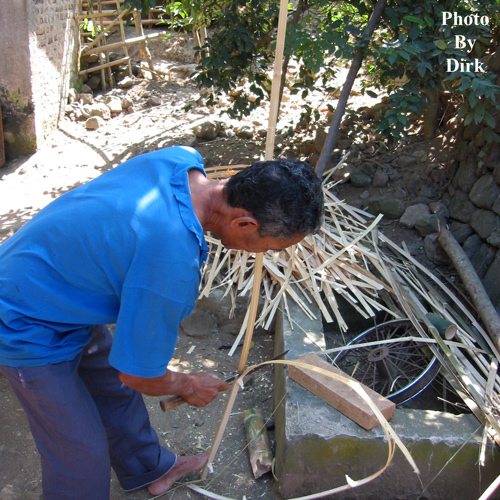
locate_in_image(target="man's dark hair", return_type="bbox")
[223,159,324,239]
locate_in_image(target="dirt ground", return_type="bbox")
[0,29,454,500]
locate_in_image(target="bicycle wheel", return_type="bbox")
[333,319,440,405]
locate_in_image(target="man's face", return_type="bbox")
[220,231,305,253]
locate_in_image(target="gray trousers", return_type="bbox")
[0,325,176,499]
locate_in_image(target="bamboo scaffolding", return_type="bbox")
[78,56,130,76]
[82,32,167,56]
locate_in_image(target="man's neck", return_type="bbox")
[188,170,227,231]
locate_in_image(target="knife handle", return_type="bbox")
[160,395,186,412]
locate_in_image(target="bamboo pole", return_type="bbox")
[78,56,130,75]
[115,0,132,78]
[200,0,289,479]
[133,11,158,80]
[82,32,167,56]
[81,9,129,52]
[438,227,500,354]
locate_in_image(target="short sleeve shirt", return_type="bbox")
[0,146,208,377]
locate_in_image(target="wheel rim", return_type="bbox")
[333,319,440,405]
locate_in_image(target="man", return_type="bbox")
[0,145,323,498]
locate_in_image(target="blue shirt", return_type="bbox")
[0,146,208,377]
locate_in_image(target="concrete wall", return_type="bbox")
[0,0,80,161]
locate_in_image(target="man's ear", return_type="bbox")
[230,215,259,233]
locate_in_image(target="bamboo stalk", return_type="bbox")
[438,227,500,355]
[78,56,130,75]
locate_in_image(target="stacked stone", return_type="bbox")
[448,155,500,308]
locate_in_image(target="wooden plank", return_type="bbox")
[0,101,4,168]
[288,353,396,430]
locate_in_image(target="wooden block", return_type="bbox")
[288,353,396,430]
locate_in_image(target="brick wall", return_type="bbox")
[0,0,80,160]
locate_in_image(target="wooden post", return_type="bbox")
[133,11,158,80]
[116,0,132,77]
[200,0,289,480]
[0,101,5,168]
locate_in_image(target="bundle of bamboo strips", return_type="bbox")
[201,165,500,444]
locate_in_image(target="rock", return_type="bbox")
[122,96,133,108]
[359,190,370,200]
[387,168,402,182]
[429,202,450,219]
[469,175,500,209]
[180,308,217,338]
[470,209,499,240]
[359,162,377,177]
[68,88,79,104]
[118,76,135,89]
[453,157,478,193]
[169,63,197,78]
[105,97,122,115]
[424,233,450,265]
[235,124,254,139]
[147,95,162,106]
[493,196,500,216]
[397,155,415,168]
[470,243,496,279]
[482,252,500,307]
[462,234,482,259]
[314,127,327,153]
[80,84,93,94]
[88,103,111,120]
[487,229,500,248]
[85,116,105,130]
[412,149,428,162]
[338,139,351,150]
[350,170,372,188]
[79,93,94,105]
[87,75,101,90]
[372,170,388,188]
[330,162,355,182]
[414,214,443,236]
[365,197,405,219]
[418,184,437,199]
[391,186,407,199]
[450,221,474,244]
[192,119,221,140]
[448,190,476,223]
[399,204,430,229]
[494,164,500,184]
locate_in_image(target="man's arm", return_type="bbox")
[118,369,229,407]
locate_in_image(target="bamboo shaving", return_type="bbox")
[199,164,500,446]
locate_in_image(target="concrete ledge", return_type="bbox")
[274,300,500,500]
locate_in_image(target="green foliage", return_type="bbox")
[123,0,157,15]
[138,0,500,144]
[193,0,280,117]
[373,0,500,142]
[79,18,102,40]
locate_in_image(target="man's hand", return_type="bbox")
[119,369,229,406]
[178,372,229,407]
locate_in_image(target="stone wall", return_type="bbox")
[447,144,500,308]
[0,0,80,160]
